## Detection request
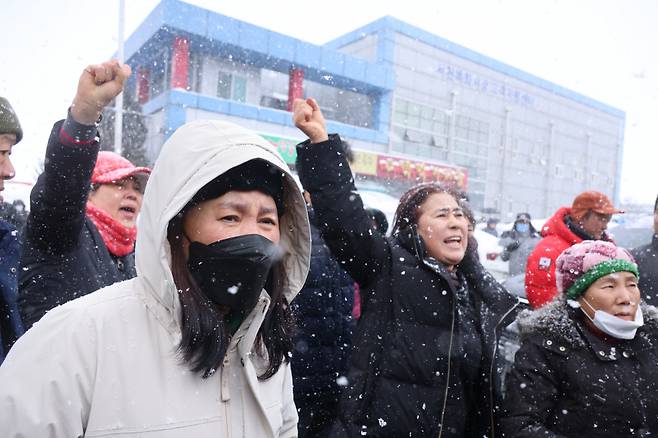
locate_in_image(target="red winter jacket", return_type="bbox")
[524,207,612,308]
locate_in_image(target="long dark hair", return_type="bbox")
[392,182,466,234]
[167,211,294,380]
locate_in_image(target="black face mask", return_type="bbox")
[187,234,282,312]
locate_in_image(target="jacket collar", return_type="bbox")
[563,214,596,241]
[540,207,585,244]
[394,225,457,285]
[517,297,658,351]
[232,291,271,361]
[395,225,518,318]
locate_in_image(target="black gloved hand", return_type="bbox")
[506,240,520,252]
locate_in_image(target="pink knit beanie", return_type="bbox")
[555,240,638,300]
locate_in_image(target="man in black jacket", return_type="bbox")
[18,61,150,329]
[292,202,356,438]
[631,195,658,306]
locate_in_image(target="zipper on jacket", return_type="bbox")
[438,296,456,438]
[221,357,231,401]
[418,251,457,438]
[221,357,232,436]
[225,396,231,437]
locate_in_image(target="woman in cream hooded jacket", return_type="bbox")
[0,119,311,437]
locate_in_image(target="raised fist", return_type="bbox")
[292,98,328,144]
[71,60,132,125]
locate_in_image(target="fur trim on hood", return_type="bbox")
[516,295,658,348]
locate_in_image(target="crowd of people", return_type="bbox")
[0,60,656,437]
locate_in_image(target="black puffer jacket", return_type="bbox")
[502,299,658,437]
[18,121,136,329]
[632,235,658,306]
[291,210,356,437]
[296,135,518,438]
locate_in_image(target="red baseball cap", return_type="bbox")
[91,151,151,191]
[571,191,623,221]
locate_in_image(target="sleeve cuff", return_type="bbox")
[295,134,354,192]
[59,109,99,146]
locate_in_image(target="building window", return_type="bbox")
[259,68,289,110]
[303,79,374,128]
[455,114,490,144]
[232,76,246,102]
[217,71,247,102]
[393,98,448,135]
[150,48,171,99]
[189,53,203,93]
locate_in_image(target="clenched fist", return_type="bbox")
[292,98,328,144]
[71,60,132,125]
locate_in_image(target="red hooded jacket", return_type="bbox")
[524,207,612,308]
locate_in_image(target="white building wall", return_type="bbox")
[144,108,166,165]
[334,34,379,63]
[391,33,624,219]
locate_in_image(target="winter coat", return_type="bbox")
[502,299,658,437]
[525,207,612,308]
[632,235,658,306]
[0,120,311,437]
[0,202,28,241]
[291,209,355,437]
[0,220,23,363]
[499,230,541,277]
[17,120,136,329]
[296,135,519,438]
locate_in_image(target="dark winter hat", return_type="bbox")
[516,212,531,222]
[0,97,23,144]
[189,159,285,216]
[556,240,638,300]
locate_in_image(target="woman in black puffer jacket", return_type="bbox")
[502,240,658,437]
[293,98,519,438]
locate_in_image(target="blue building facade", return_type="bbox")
[123,0,625,218]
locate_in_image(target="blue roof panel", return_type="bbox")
[205,11,240,45]
[125,0,393,92]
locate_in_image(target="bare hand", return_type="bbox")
[292,98,328,144]
[71,60,132,125]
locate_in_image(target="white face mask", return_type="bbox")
[577,298,644,340]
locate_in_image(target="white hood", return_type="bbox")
[0,119,309,437]
[135,119,311,335]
